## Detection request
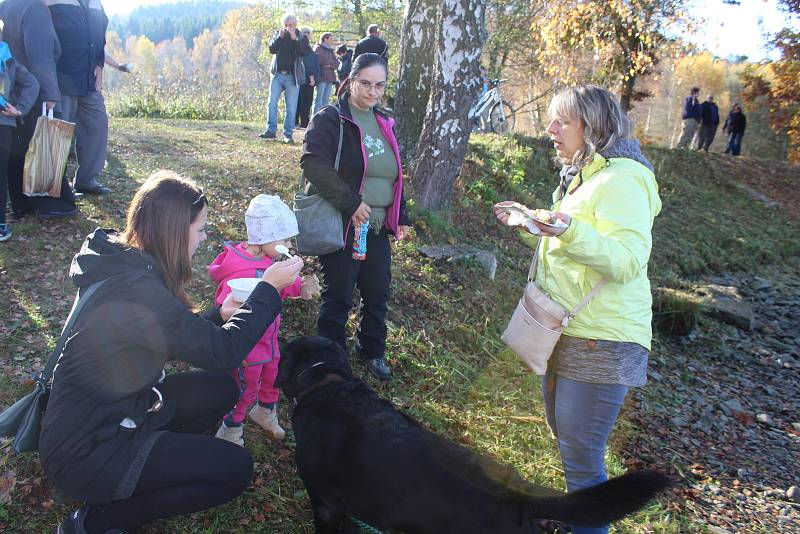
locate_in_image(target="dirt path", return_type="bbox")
[624,263,800,533]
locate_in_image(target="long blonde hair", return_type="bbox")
[119,170,207,308]
[548,85,631,169]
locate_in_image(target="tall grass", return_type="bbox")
[106,82,265,121]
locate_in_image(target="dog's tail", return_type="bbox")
[524,470,671,527]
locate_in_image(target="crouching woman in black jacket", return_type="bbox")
[300,53,411,381]
[41,171,304,534]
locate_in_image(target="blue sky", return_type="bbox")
[102,0,797,61]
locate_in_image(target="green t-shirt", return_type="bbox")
[350,105,398,230]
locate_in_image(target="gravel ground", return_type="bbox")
[625,264,800,533]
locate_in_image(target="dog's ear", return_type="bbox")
[275,336,307,390]
[323,342,354,379]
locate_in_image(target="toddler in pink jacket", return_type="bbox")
[209,195,319,446]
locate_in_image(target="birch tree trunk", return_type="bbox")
[410,0,486,211]
[394,0,437,158]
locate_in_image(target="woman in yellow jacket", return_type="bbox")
[494,85,661,534]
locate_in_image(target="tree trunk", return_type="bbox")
[619,73,635,113]
[352,0,366,37]
[394,0,437,158]
[410,0,486,211]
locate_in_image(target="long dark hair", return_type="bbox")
[346,53,387,93]
[119,170,207,308]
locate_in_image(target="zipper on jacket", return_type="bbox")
[339,113,368,246]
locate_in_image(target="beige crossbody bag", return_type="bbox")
[501,239,607,375]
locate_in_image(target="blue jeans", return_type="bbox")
[313,81,333,115]
[541,375,629,534]
[725,132,743,156]
[266,72,299,138]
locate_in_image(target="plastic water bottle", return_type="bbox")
[352,221,369,260]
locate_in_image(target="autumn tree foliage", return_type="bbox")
[535,0,689,112]
[741,1,800,163]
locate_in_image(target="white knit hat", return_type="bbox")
[245,194,298,245]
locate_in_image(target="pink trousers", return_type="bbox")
[224,356,280,425]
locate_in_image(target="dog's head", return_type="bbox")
[276,336,354,401]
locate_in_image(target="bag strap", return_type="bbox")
[299,105,343,191]
[526,236,607,324]
[40,102,53,120]
[40,280,106,384]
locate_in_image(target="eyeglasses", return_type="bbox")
[356,79,387,91]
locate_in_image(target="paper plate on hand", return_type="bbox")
[499,203,566,234]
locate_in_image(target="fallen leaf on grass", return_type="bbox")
[0,471,17,504]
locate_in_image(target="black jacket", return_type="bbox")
[337,49,353,83]
[0,0,61,103]
[700,101,719,126]
[299,93,410,237]
[354,35,389,62]
[723,111,746,135]
[48,0,107,96]
[39,229,282,503]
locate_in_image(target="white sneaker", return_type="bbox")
[215,422,244,446]
[248,405,285,440]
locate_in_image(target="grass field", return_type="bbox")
[1,119,798,533]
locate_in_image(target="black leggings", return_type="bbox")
[0,125,12,225]
[83,372,253,533]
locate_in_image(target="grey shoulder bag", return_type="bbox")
[0,280,105,453]
[294,107,345,256]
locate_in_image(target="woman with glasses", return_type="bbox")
[300,52,411,380]
[41,171,304,533]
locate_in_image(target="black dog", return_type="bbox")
[277,336,670,534]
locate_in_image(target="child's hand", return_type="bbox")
[300,274,321,300]
[220,292,240,321]
[1,103,21,117]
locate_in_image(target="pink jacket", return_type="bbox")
[207,242,302,366]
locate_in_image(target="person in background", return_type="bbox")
[313,32,338,115]
[300,53,411,381]
[493,85,661,534]
[479,65,490,96]
[259,12,311,144]
[0,0,76,219]
[295,27,318,129]
[0,23,40,241]
[723,102,746,156]
[675,86,701,149]
[336,44,353,88]
[47,0,112,195]
[353,24,388,62]
[696,94,719,152]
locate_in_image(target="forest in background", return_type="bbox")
[102,0,797,162]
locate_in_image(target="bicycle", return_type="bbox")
[469,78,515,134]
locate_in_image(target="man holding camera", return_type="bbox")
[259,13,311,144]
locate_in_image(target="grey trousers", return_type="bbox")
[696,124,718,151]
[675,118,699,149]
[58,91,108,189]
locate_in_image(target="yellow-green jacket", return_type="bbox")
[521,153,662,349]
